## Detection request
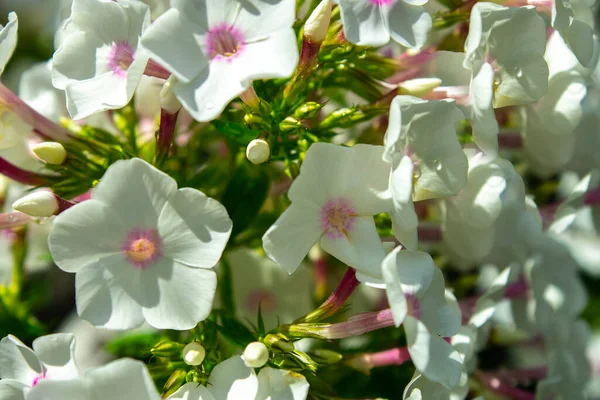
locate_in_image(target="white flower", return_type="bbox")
[12,191,60,217]
[27,358,161,400]
[262,143,391,280]
[552,0,595,67]
[48,158,232,330]
[332,0,432,49]
[19,61,68,123]
[52,0,151,119]
[182,342,206,366]
[0,333,79,395]
[382,247,463,389]
[243,342,269,368]
[0,12,18,76]
[141,0,299,122]
[520,32,589,176]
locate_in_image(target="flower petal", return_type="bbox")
[387,2,431,49]
[0,12,18,76]
[207,356,258,400]
[0,335,41,384]
[255,367,310,400]
[337,0,389,46]
[167,382,215,400]
[86,359,161,400]
[32,334,78,380]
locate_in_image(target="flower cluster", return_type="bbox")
[0,0,599,399]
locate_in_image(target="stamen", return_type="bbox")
[108,41,135,78]
[206,23,246,62]
[320,198,356,239]
[122,229,162,268]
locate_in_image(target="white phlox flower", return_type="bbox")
[331,0,432,49]
[0,333,79,398]
[141,0,299,122]
[0,12,17,77]
[464,3,549,157]
[262,142,391,281]
[520,32,589,177]
[27,358,161,400]
[48,158,232,330]
[382,247,463,389]
[552,0,596,67]
[167,355,310,400]
[52,0,151,120]
[383,95,468,249]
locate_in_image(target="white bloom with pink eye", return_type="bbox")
[48,158,233,330]
[0,12,18,76]
[262,143,391,281]
[0,333,79,396]
[141,0,299,122]
[331,0,432,49]
[51,0,151,120]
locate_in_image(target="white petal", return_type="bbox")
[27,379,89,400]
[0,379,26,400]
[86,359,161,400]
[563,20,594,67]
[159,188,232,269]
[168,382,215,400]
[142,261,216,330]
[255,368,310,400]
[337,0,390,46]
[383,97,403,163]
[0,335,41,384]
[234,0,296,41]
[52,30,103,90]
[404,316,463,390]
[388,2,432,49]
[75,254,145,329]
[0,12,18,76]
[320,216,385,277]
[48,200,126,274]
[382,247,408,327]
[92,158,177,228]
[469,62,498,158]
[140,8,210,83]
[262,202,322,274]
[403,373,450,400]
[32,334,78,380]
[207,356,258,400]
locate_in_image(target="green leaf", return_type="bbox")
[211,120,261,146]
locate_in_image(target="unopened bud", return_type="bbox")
[294,102,323,119]
[12,191,59,217]
[304,0,333,43]
[244,113,264,126]
[151,340,184,358]
[312,349,343,364]
[160,76,182,114]
[32,142,67,165]
[398,78,442,97]
[279,116,301,132]
[243,341,269,368]
[182,342,206,366]
[246,139,270,165]
[162,369,187,398]
[264,333,295,353]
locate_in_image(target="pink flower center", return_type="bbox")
[206,23,246,62]
[108,41,135,78]
[122,229,162,268]
[320,198,356,239]
[32,372,46,387]
[368,0,394,5]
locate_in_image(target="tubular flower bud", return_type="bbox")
[398,78,442,97]
[151,340,184,358]
[182,342,206,366]
[304,0,333,44]
[246,139,270,165]
[294,102,323,119]
[12,191,59,217]
[242,341,269,368]
[32,142,67,165]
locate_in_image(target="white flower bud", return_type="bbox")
[160,76,182,114]
[246,139,270,165]
[12,191,59,217]
[243,341,269,368]
[304,0,333,43]
[398,78,442,97]
[182,342,206,366]
[32,142,67,165]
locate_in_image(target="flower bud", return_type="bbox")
[182,342,206,366]
[32,142,67,165]
[398,78,442,97]
[294,102,323,119]
[162,369,187,398]
[12,191,59,217]
[304,0,333,43]
[263,333,295,353]
[160,76,182,114]
[244,113,265,126]
[246,139,270,165]
[279,116,301,132]
[243,341,269,368]
[151,340,184,358]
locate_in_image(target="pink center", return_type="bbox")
[122,229,162,268]
[108,41,135,78]
[206,23,246,62]
[320,198,356,239]
[368,0,394,5]
[247,290,277,314]
[32,372,46,387]
[406,293,421,319]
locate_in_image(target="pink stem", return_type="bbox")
[0,157,55,186]
[322,308,395,339]
[495,366,548,382]
[55,194,76,214]
[498,132,524,149]
[417,224,442,242]
[477,371,536,400]
[584,187,600,206]
[143,59,171,80]
[0,212,31,229]
[0,83,72,143]
[362,347,411,368]
[155,109,180,165]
